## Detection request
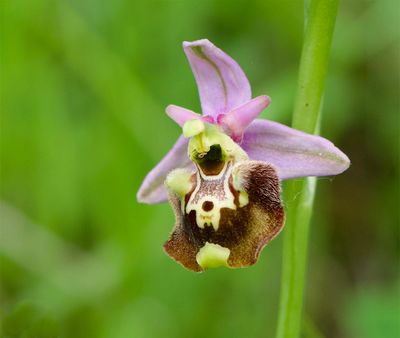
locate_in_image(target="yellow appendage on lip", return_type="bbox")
[165,169,193,197]
[196,242,230,269]
[239,191,249,207]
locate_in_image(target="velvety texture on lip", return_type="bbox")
[164,161,284,272]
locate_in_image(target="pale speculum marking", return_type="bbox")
[186,161,236,231]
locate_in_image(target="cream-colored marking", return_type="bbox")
[165,169,193,213]
[196,242,230,269]
[185,126,250,230]
[231,163,250,208]
[186,161,236,231]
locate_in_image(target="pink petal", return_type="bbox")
[166,105,201,127]
[217,95,271,142]
[241,119,350,180]
[183,39,251,117]
[137,136,194,204]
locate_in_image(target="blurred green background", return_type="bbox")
[1,0,399,337]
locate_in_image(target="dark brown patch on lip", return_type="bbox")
[184,174,197,206]
[182,202,283,268]
[164,160,285,272]
[228,176,241,208]
[164,193,203,272]
[202,201,214,211]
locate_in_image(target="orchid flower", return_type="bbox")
[137,39,349,272]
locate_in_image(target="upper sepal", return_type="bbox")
[183,39,251,117]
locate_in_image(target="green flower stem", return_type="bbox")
[275,1,340,338]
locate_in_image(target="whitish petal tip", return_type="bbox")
[182,39,210,47]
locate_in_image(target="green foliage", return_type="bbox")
[343,284,400,338]
[0,1,398,338]
[1,302,59,338]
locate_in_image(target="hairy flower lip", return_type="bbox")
[164,160,285,272]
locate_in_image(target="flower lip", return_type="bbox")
[164,159,285,272]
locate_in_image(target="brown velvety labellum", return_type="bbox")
[164,160,285,272]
